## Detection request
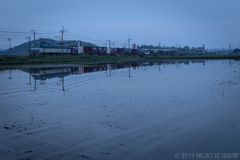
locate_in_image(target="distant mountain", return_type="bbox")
[0,38,99,55]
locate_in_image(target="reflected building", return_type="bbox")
[21,60,206,81]
[31,68,71,80]
[22,68,71,80]
[21,68,71,92]
[19,60,206,91]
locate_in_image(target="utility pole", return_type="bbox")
[30,30,36,44]
[109,40,111,54]
[59,25,67,56]
[8,38,11,49]
[159,42,162,53]
[26,37,31,55]
[128,36,132,54]
[107,40,111,54]
[108,40,111,48]
[229,43,232,52]
[113,42,115,48]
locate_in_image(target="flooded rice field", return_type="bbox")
[0,59,240,160]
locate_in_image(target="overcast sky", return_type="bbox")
[0,0,239,49]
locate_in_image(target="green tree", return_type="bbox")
[183,46,190,51]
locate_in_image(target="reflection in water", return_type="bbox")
[1,59,240,160]
[17,60,207,92]
[26,73,31,85]
[62,69,64,90]
[8,70,12,80]
[34,78,36,91]
[107,64,111,77]
[29,73,31,85]
[129,63,130,77]
[22,68,71,91]
[31,68,71,80]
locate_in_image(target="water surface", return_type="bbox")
[0,60,240,160]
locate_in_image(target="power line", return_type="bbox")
[0,29,132,48]
[67,31,110,41]
[65,33,107,42]
[37,32,59,34]
[0,27,30,31]
[0,30,29,34]
[65,25,128,40]
[0,28,175,49]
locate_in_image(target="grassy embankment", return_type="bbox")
[0,55,141,66]
[0,54,240,66]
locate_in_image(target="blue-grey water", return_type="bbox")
[0,59,240,160]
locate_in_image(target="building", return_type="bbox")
[196,44,205,53]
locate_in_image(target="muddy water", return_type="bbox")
[0,60,240,160]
